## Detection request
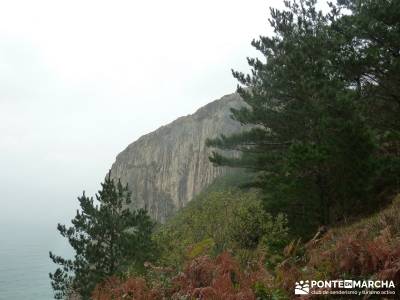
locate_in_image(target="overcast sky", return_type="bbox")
[0,0,287,225]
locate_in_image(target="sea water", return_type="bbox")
[0,221,72,300]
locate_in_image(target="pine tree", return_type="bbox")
[331,0,400,193]
[49,173,157,299]
[207,0,375,236]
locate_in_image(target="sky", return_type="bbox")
[0,0,287,225]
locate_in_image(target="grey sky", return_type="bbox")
[0,0,285,225]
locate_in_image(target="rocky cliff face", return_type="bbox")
[109,93,244,223]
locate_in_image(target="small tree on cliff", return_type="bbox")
[49,173,157,300]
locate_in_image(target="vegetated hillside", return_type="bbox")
[273,194,400,297]
[152,171,279,268]
[57,1,400,299]
[153,182,400,298]
[92,193,400,300]
[109,93,246,223]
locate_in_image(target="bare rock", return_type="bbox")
[109,93,245,223]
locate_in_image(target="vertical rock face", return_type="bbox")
[109,93,244,223]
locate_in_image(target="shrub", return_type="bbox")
[153,188,263,267]
[93,252,275,300]
[171,252,273,299]
[92,277,160,300]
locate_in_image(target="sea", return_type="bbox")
[0,221,72,300]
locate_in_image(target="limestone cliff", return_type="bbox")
[109,93,244,223]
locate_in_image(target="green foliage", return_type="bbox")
[153,178,289,269]
[207,0,400,237]
[154,187,257,268]
[228,201,288,253]
[332,0,400,193]
[49,173,157,300]
[187,238,215,259]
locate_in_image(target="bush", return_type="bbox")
[153,188,261,267]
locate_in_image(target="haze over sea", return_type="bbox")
[0,221,72,300]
